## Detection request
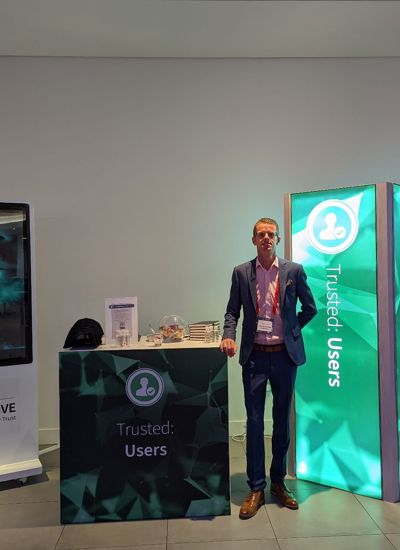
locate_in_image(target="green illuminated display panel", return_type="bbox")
[291,185,381,498]
[394,184,400,482]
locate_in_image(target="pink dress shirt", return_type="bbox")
[254,257,284,345]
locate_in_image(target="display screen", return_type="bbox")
[0,203,32,366]
[290,185,381,498]
[394,184,400,482]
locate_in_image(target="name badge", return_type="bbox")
[257,317,274,334]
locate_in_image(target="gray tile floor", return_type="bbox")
[0,439,399,549]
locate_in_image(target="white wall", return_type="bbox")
[1,57,399,442]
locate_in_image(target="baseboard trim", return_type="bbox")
[39,428,59,446]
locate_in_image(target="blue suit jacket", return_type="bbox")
[222,257,317,366]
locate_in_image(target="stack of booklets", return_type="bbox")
[189,321,220,341]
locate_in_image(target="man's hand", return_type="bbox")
[220,338,237,357]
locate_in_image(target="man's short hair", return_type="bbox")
[253,218,280,237]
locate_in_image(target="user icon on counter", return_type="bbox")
[126,367,165,407]
[136,377,156,397]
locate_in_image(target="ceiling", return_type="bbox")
[1,0,400,58]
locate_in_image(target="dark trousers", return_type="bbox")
[242,348,297,491]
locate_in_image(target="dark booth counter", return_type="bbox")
[59,340,230,523]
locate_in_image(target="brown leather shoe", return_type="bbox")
[239,490,265,519]
[270,481,298,510]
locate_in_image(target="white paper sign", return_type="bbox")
[105,297,138,345]
[0,378,19,437]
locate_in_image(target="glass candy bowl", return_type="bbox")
[158,315,187,342]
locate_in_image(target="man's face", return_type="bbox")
[252,222,280,256]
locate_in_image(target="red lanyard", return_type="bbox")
[256,275,280,317]
[272,277,280,316]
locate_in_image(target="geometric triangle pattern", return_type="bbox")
[291,185,382,499]
[59,347,230,523]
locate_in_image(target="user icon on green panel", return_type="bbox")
[319,213,347,241]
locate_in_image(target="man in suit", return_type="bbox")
[220,217,316,518]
